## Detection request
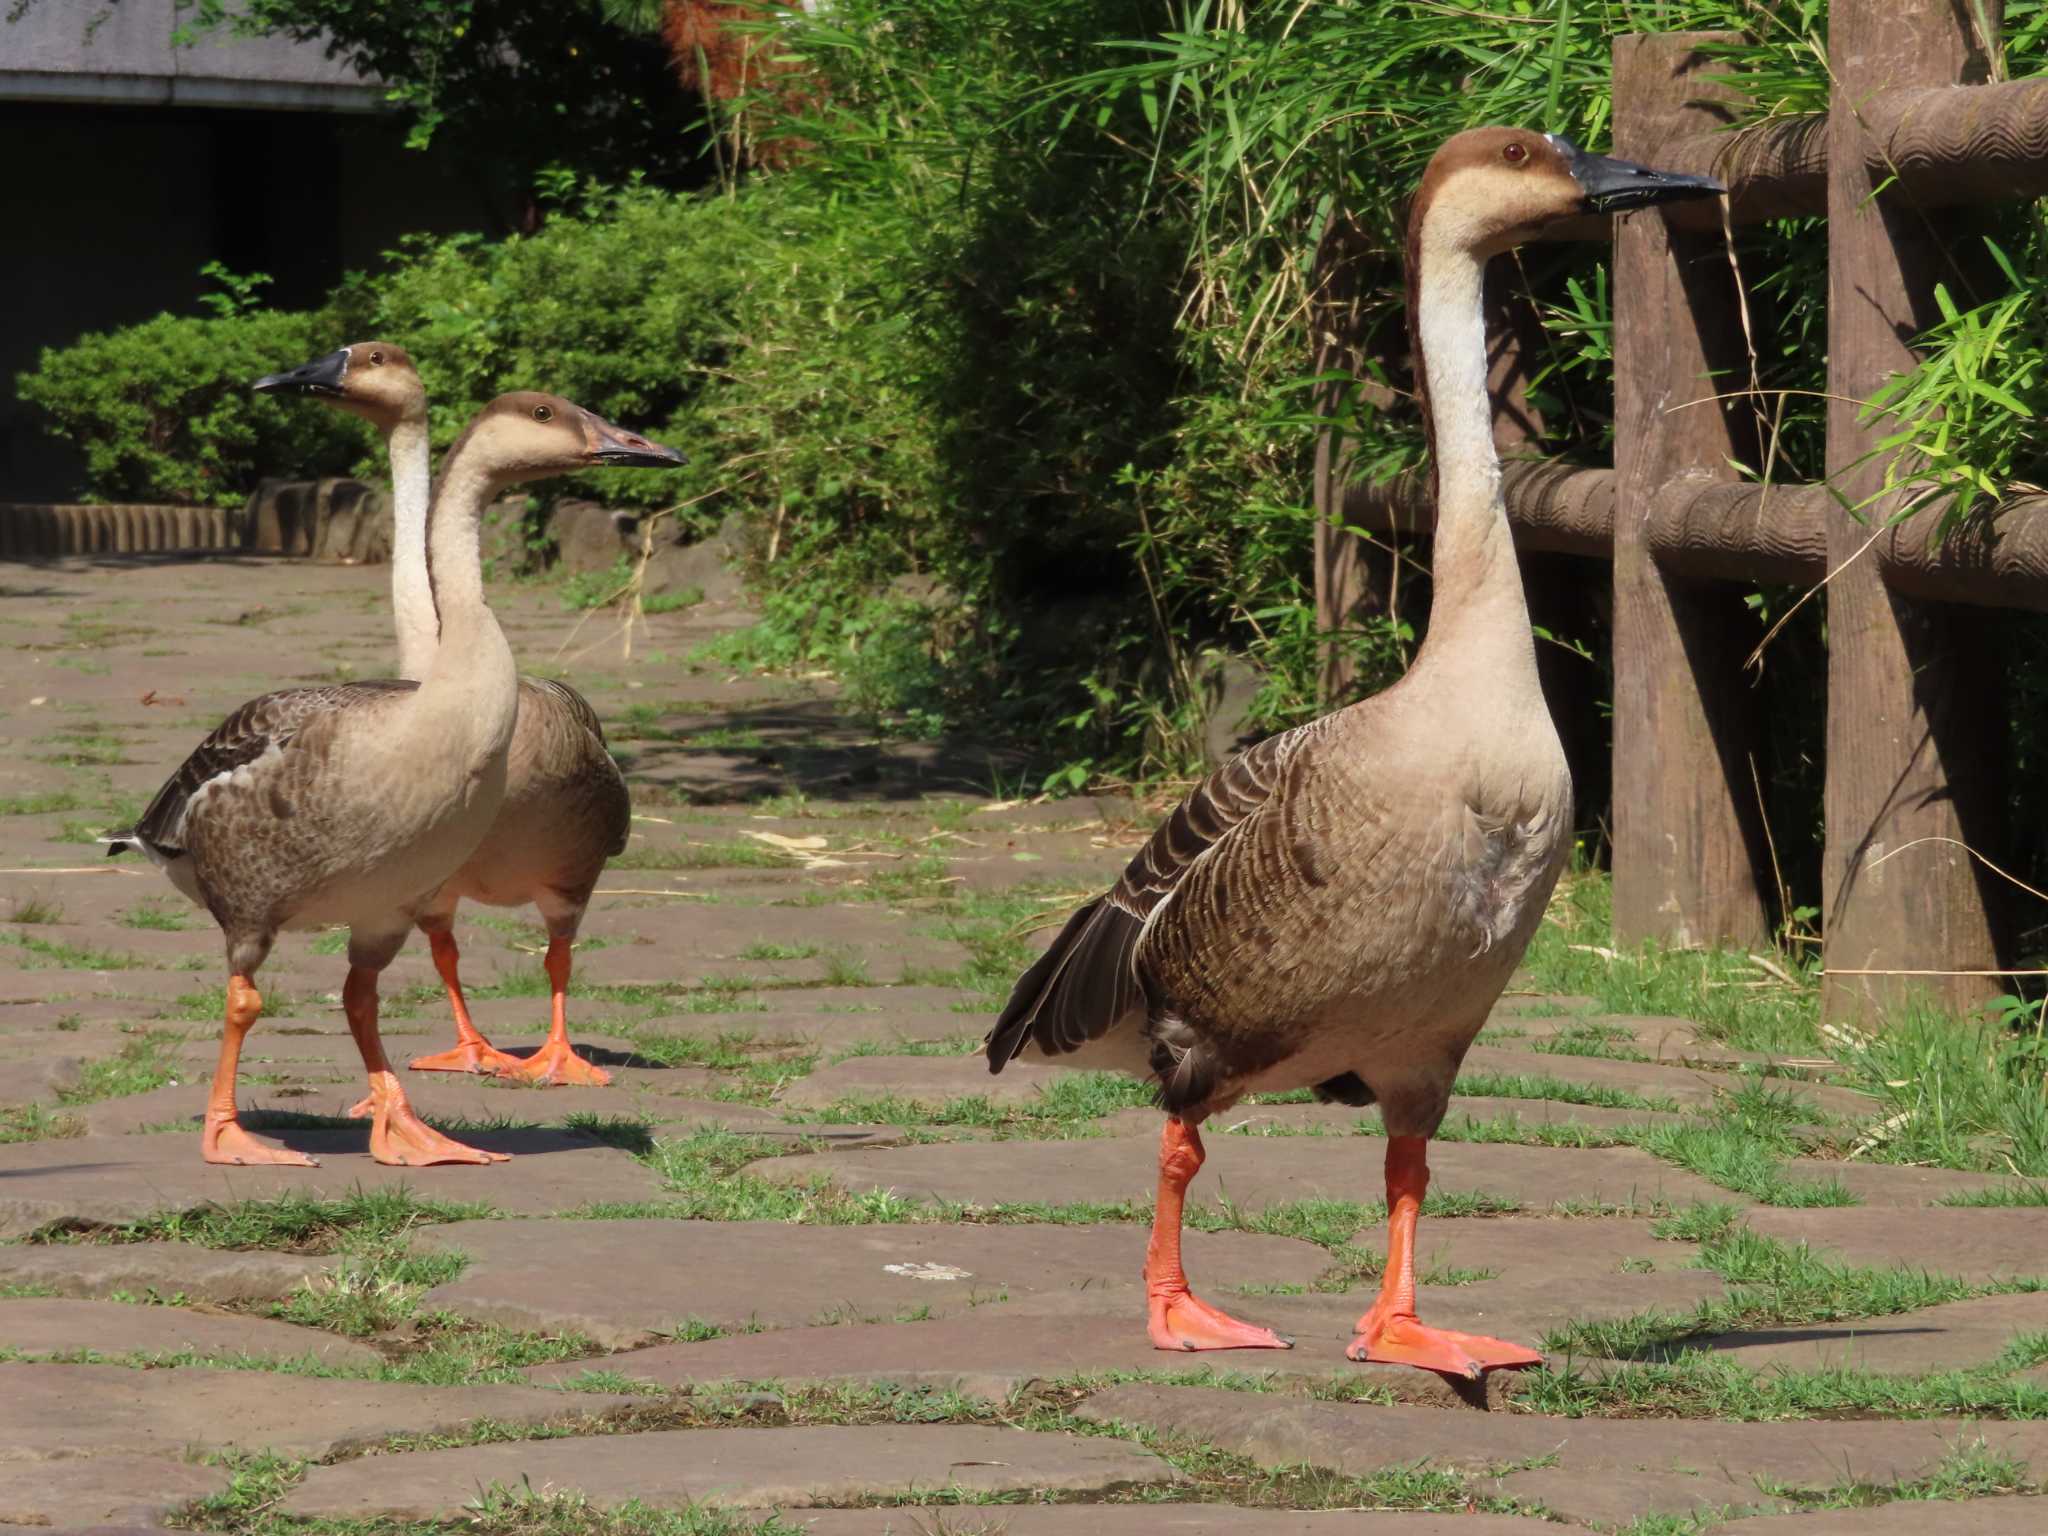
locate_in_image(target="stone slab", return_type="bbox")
[0,1241,334,1302]
[1460,1044,1725,1107]
[0,1130,665,1235]
[1076,1385,2048,1519]
[1708,1497,2048,1533]
[748,1134,1734,1215]
[0,1296,379,1366]
[0,1453,229,1529]
[1776,1158,2015,1206]
[526,1311,1512,1411]
[786,1512,1579,1535]
[1689,1291,2048,1374]
[419,1218,1327,1347]
[1489,1464,1794,1527]
[781,1054,1066,1111]
[645,1012,984,1050]
[281,1424,1174,1516]
[1744,1206,2048,1282]
[0,1361,635,1461]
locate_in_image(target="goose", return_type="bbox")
[986,129,1720,1376]
[251,345,635,1089]
[108,392,683,1165]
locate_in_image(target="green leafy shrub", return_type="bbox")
[17,299,375,505]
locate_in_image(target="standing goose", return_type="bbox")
[252,346,636,1087]
[987,129,1720,1376]
[109,392,682,1165]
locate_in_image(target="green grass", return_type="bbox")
[3,925,145,974]
[1823,1005,2048,1177]
[72,1187,494,1251]
[1452,1070,1682,1115]
[1544,1214,2048,1364]
[1632,1123,1857,1208]
[803,1070,1154,1137]
[1,1103,84,1144]
[5,894,64,923]
[1523,1351,2048,1422]
[118,898,188,931]
[1527,1020,1653,1062]
[1523,872,1819,1055]
[0,789,81,815]
[612,839,791,872]
[57,1030,187,1104]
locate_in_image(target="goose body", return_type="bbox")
[114,389,682,1165]
[1007,673,1570,1125]
[989,128,1719,1373]
[253,346,635,1086]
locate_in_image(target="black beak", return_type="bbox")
[1550,135,1723,214]
[586,415,686,469]
[252,349,349,398]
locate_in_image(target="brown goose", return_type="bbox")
[109,392,682,1166]
[252,345,636,1088]
[987,129,1720,1375]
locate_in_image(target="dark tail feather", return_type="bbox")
[985,896,1142,1071]
[101,833,136,858]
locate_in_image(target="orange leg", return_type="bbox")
[1348,1135,1542,1378]
[201,974,316,1167]
[404,930,524,1076]
[1145,1117,1292,1352]
[494,936,611,1087]
[343,964,509,1167]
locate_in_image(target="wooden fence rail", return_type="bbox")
[1316,0,2041,1022]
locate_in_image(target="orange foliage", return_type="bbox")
[660,1,819,166]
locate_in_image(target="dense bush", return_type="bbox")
[17,293,375,506]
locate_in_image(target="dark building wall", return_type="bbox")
[0,101,490,502]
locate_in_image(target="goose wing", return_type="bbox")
[519,676,630,859]
[112,680,418,859]
[986,720,1326,1068]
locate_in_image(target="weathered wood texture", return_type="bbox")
[1611,32,1774,950]
[1822,0,2007,1020]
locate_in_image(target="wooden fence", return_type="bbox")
[1315,0,2048,1023]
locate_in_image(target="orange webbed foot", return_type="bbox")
[202,1118,318,1168]
[1148,1287,1294,1352]
[407,1038,525,1075]
[494,1036,612,1087]
[1347,1312,1542,1378]
[362,1074,509,1167]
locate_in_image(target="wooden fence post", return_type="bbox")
[1824,0,2009,1020]
[1610,32,1775,949]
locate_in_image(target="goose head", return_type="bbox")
[1414,128,1723,255]
[252,342,426,430]
[452,392,685,488]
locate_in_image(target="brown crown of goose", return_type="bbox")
[1407,128,1592,258]
[444,391,677,485]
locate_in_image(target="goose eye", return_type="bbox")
[533,405,553,423]
[368,351,384,366]
[1503,142,1527,165]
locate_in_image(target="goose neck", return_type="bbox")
[1409,235,1539,684]
[387,416,437,680]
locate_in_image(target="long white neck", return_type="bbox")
[413,451,518,760]
[1409,231,1541,691]
[386,416,438,681]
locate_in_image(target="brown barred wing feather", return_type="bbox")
[984,727,1309,1070]
[113,682,417,859]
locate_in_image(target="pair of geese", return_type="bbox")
[118,129,1718,1379]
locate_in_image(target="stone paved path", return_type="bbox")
[1,553,2045,1533]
